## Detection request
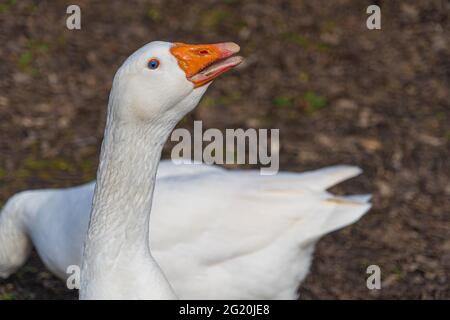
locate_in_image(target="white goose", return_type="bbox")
[0,41,371,299]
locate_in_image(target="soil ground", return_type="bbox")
[0,0,448,299]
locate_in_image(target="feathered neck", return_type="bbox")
[80,94,179,299]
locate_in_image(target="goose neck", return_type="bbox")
[80,111,178,299]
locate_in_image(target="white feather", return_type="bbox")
[0,160,370,299]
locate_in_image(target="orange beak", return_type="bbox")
[170,42,243,87]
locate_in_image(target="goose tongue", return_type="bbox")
[170,42,243,87]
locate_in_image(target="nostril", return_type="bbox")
[199,49,209,55]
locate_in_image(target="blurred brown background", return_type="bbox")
[0,0,448,299]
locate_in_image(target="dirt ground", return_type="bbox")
[0,0,448,299]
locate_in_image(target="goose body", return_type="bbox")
[0,40,371,299]
[0,161,370,299]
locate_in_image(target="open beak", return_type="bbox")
[170,42,243,87]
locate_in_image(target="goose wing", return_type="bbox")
[151,166,370,299]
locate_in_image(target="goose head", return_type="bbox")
[110,41,243,123]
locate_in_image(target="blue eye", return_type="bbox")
[148,58,160,70]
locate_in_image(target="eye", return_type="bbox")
[148,58,160,70]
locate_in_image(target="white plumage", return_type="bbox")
[0,161,370,299]
[0,40,371,299]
